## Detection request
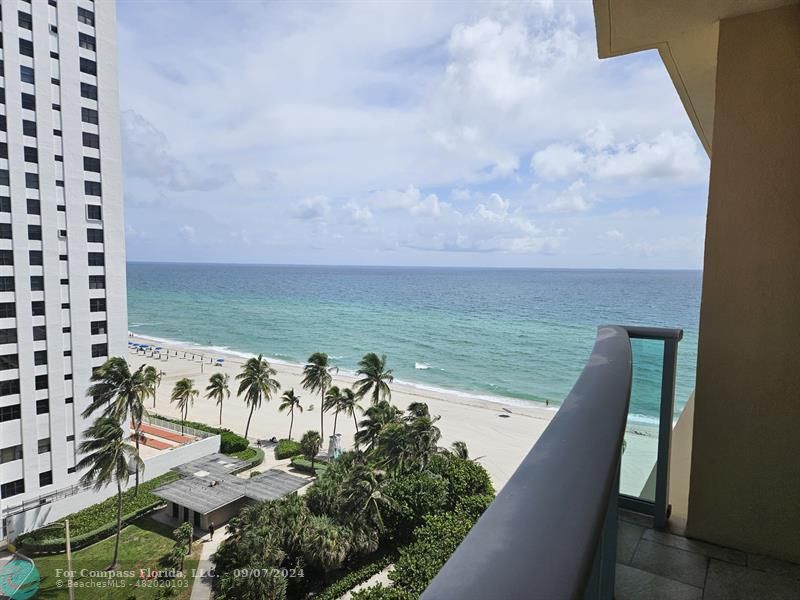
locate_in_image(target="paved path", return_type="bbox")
[190,526,227,600]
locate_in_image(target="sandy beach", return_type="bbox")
[126,334,660,493]
[127,335,560,490]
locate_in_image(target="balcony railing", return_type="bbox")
[422,324,682,600]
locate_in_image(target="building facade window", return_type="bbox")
[77,7,95,26]
[24,172,39,189]
[26,198,40,214]
[90,320,106,335]
[22,120,36,137]
[32,325,46,341]
[0,445,22,464]
[0,223,12,239]
[0,250,11,266]
[0,328,16,344]
[89,275,105,289]
[79,58,97,76]
[29,250,43,265]
[19,65,34,84]
[30,276,44,291]
[0,404,21,421]
[0,276,14,292]
[21,93,36,111]
[79,33,96,51]
[28,224,42,240]
[0,380,20,397]
[88,252,104,266]
[81,107,99,125]
[80,82,97,100]
[89,298,106,312]
[85,181,101,196]
[34,350,47,365]
[31,301,45,316]
[37,438,50,454]
[19,39,34,57]
[83,157,101,172]
[87,228,103,243]
[39,471,53,486]
[87,204,102,220]
[0,197,9,213]
[0,303,16,318]
[0,354,19,370]
[0,479,24,499]
[82,132,100,149]
[91,342,107,358]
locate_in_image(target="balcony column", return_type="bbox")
[688,5,800,562]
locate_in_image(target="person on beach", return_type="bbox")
[208,521,215,541]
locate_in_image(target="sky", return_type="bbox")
[116,0,710,269]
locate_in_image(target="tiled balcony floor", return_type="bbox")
[616,510,800,599]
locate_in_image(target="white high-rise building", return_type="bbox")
[0,0,127,542]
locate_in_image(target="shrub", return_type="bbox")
[275,439,302,460]
[290,456,327,475]
[351,583,416,600]
[313,551,397,600]
[16,472,180,554]
[427,454,494,509]
[249,471,261,478]
[390,510,477,596]
[383,471,448,543]
[219,430,249,454]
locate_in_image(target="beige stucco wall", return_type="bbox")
[687,4,800,562]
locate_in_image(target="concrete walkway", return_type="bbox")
[190,526,227,600]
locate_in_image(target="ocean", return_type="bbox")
[126,263,701,425]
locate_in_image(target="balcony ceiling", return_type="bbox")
[592,0,799,156]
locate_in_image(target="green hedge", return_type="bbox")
[312,551,396,600]
[274,439,302,460]
[230,447,265,473]
[16,472,180,555]
[149,414,248,454]
[290,456,328,475]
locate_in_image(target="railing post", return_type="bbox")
[654,338,679,529]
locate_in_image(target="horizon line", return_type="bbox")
[126,259,703,272]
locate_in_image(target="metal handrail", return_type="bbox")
[422,325,633,600]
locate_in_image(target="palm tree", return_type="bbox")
[345,465,396,532]
[300,430,322,470]
[206,372,230,426]
[354,400,401,452]
[236,355,280,439]
[323,386,344,437]
[84,357,148,495]
[142,365,164,409]
[77,416,143,569]
[302,515,350,575]
[278,389,303,440]
[302,353,337,443]
[451,440,469,460]
[406,401,430,419]
[354,353,393,404]
[338,388,361,433]
[171,378,198,435]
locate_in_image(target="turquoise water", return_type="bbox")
[126,263,701,424]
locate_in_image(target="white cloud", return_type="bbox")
[292,196,331,221]
[118,1,709,268]
[600,229,624,241]
[531,144,585,180]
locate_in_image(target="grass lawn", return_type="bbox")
[33,518,200,600]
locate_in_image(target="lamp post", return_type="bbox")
[39,520,74,600]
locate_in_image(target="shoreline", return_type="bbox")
[127,331,660,493]
[128,330,561,419]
